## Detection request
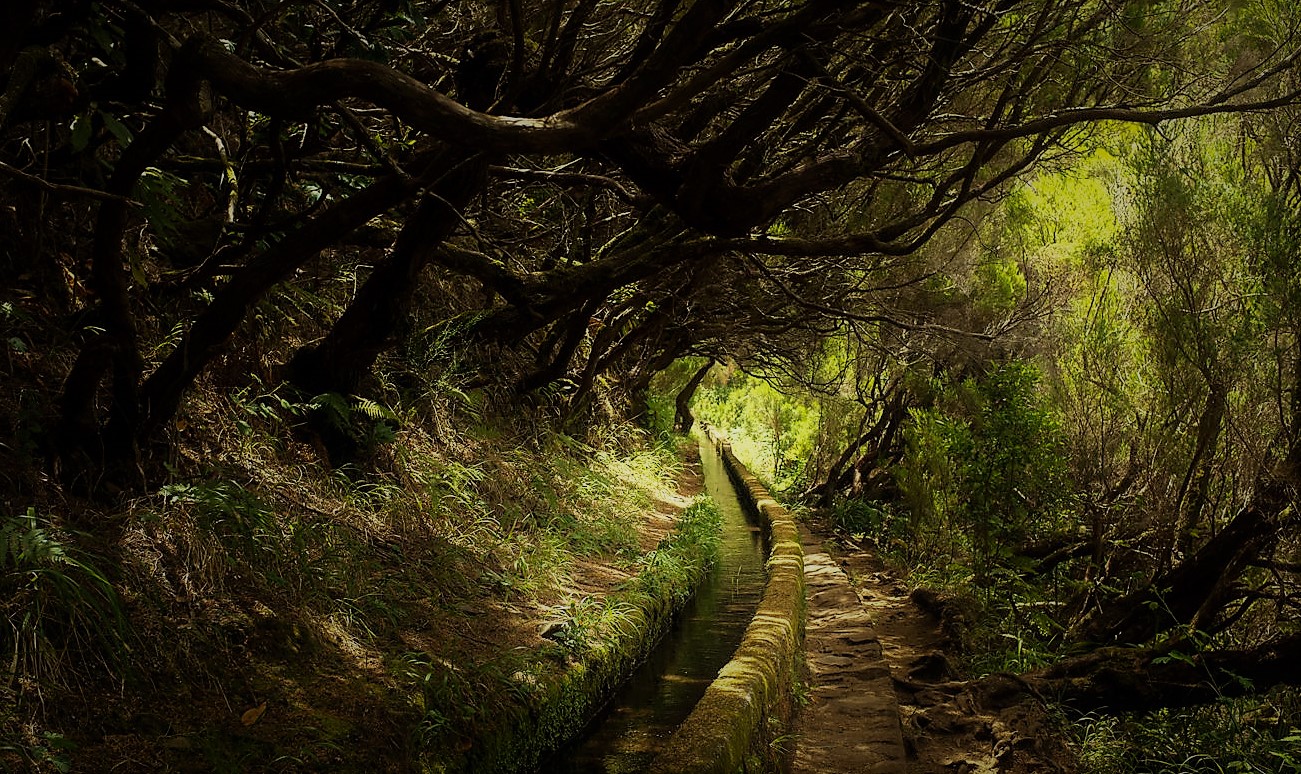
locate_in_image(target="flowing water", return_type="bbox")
[538,439,767,773]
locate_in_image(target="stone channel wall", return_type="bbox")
[647,428,807,774]
[449,480,718,773]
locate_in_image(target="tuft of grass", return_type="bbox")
[1,508,125,689]
[629,498,723,607]
[1073,693,1301,774]
[408,494,723,769]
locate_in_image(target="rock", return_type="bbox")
[908,652,954,682]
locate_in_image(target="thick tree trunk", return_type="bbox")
[286,153,487,401]
[139,174,417,439]
[972,632,1301,715]
[56,87,203,492]
[1076,492,1281,644]
[515,299,604,395]
[673,359,713,434]
[808,388,908,506]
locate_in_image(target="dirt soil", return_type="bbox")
[794,514,1077,774]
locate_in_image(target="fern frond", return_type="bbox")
[353,396,399,422]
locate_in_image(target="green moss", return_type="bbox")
[423,498,725,773]
[647,436,805,774]
[303,708,354,741]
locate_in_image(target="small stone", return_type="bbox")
[812,654,855,668]
[840,631,876,646]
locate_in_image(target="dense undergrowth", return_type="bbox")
[852,502,1301,774]
[697,361,1301,773]
[1,351,713,771]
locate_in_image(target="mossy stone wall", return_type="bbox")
[646,431,806,774]
[429,505,716,773]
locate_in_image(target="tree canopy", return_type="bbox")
[5,1,1301,767]
[3,0,1299,491]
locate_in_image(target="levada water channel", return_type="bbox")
[539,438,769,773]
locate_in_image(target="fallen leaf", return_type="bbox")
[241,702,267,726]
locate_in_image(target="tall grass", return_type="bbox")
[1,508,124,688]
[1074,694,1301,773]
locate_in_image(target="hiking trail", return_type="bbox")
[791,517,1073,774]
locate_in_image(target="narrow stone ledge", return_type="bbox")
[647,429,806,774]
[792,522,908,774]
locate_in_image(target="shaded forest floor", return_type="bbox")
[1,414,711,772]
[795,514,1077,774]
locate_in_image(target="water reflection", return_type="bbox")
[539,440,767,773]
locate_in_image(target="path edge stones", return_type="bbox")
[647,427,807,774]
[793,526,908,774]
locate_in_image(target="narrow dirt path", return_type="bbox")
[792,519,1074,774]
[792,522,907,773]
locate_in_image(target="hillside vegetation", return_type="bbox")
[4,0,1301,770]
[693,118,1301,771]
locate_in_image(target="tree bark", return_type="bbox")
[140,174,418,438]
[56,70,207,491]
[516,299,603,395]
[1171,380,1228,560]
[980,632,1301,714]
[286,152,487,401]
[673,359,713,434]
[1076,494,1281,645]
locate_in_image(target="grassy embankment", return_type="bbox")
[1,375,721,771]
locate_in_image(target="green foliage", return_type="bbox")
[0,729,76,774]
[693,366,820,494]
[0,508,124,686]
[999,151,1121,268]
[830,499,898,542]
[628,499,722,607]
[9,2,1301,766]
[896,361,1075,578]
[972,256,1028,315]
[157,478,344,598]
[412,495,722,771]
[159,480,275,539]
[645,356,712,440]
[135,167,190,256]
[1075,694,1301,774]
[846,362,1082,679]
[399,647,542,754]
[547,495,721,744]
[308,391,402,449]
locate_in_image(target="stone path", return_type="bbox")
[791,523,907,774]
[791,521,1075,774]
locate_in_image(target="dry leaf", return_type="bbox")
[240,702,267,726]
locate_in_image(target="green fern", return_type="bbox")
[353,395,399,422]
[2,508,124,685]
[159,480,275,536]
[307,392,401,447]
[1,508,65,569]
[310,391,353,429]
[0,508,110,589]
